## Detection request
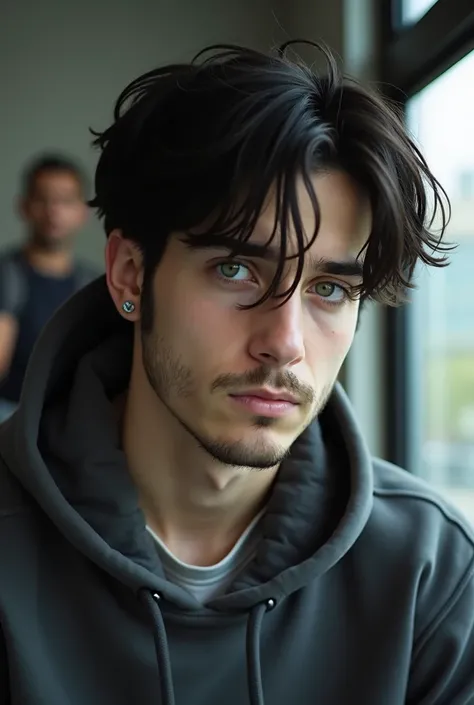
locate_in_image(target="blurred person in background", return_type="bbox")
[0,154,98,421]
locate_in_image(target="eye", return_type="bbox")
[313,281,348,304]
[216,262,253,282]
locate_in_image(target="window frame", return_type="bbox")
[381,0,474,95]
[380,0,474,470]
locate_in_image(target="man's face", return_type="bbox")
[138,170,371,468]
[21,170,86,250]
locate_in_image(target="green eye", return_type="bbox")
[315,282,336,297]
[313,282,347,304]
[217,263,251,280]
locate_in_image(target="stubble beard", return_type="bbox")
[141,330,333,470]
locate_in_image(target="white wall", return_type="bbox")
[0,0,285,263]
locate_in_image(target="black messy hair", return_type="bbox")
[89,41,451,308]
[23,153,87,197]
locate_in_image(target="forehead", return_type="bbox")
[30,170,81,196]
[256,170,372,259]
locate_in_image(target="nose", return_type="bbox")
[43,201,60,220]
[248,295,305,368]
[46,199,62,213]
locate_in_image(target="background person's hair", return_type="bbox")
[89,41,451,319]
[22,153,88,197]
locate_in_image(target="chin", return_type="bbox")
[197,425,296,470]
[207,443,290,470]
[168,400,305,468]
[37,233,68,251]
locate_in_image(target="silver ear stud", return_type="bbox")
[122,300,135,314]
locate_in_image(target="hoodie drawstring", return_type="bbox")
[140,589,275,705]
[246,598,275,705]
[141,591,176,705]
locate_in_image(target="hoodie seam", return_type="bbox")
[411,553,474,660]
[373,488,474,548]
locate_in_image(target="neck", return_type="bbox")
[120,364,277,567]
[24,242,73,276]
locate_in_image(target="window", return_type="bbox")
[381,0,474,520]
[406,51,474,519]
[401,0,438,24]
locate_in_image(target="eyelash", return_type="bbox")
[213,260,354,308]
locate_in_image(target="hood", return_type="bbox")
[6,276,374,613]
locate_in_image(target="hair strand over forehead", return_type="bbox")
[89,40,451,308]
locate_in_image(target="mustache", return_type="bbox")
[211,366,315,404]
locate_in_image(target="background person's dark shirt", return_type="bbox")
[0,251,98,403]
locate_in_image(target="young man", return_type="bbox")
[0,155,98,420]
[0,44,472,705]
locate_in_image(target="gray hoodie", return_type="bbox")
[0,276,473,705]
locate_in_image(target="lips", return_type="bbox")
[230,388,299,404]
[228,392,299,418]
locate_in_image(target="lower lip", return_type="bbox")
[229,395,297,417]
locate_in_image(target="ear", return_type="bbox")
[105,230,144,321]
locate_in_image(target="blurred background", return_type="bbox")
[1,0,473,517]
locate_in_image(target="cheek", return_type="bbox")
[71,205,85,222]
[328,326,355,362]
[29,205,42,220]
[162,293,245,361]
[329,310,358,350]
[334,330,358,370]
[311,328,351,364]
[307,309,358,369]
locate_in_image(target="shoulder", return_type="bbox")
[362,458,474,624]
[371,457,474,546]
[365,462,474,699]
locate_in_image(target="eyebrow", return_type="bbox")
[187,236,364,278]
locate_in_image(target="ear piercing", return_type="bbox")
[122,300,135,314]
